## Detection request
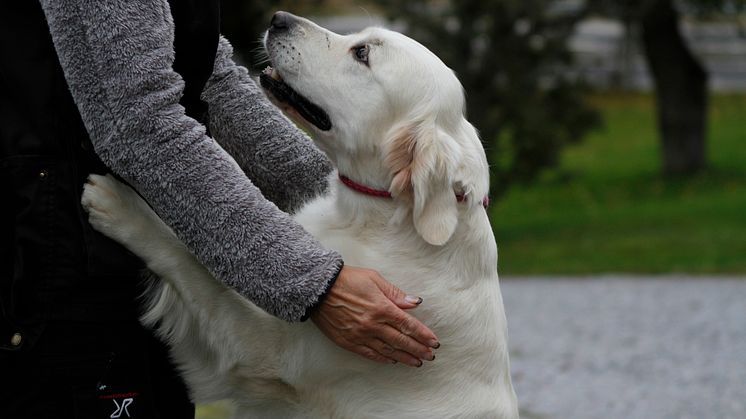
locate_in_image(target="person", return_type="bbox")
[0,1,439,418]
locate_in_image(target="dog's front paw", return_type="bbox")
[81,174,143,244]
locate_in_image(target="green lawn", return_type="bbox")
[490,93,746,275]
[196,401,233,419]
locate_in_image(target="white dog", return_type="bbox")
[81,12,518,419]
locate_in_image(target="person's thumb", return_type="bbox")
[372,274,423,310]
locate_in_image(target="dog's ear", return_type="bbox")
[385,122,462,246]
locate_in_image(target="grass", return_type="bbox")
[196,401,233,419]
[490,93,746,275]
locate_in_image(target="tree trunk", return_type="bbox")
[640,0,708,175]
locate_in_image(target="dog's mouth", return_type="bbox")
[259,67,332,131]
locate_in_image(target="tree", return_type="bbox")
[374,0,600,197]
[591,0,745,175]
[642,0,708,175]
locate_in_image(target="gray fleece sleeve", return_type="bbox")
[202,37,333,214]
[39,0,343,321]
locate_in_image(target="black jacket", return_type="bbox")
[0,0,220,352]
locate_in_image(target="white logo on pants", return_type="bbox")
[110,398,133,418]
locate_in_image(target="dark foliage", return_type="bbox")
[220,0,276,69]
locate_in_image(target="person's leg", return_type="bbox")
[0,319,194,419]
[88,321,195,419]
[1,321,121,419]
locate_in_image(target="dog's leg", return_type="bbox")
[81,174,263,328]
[81,175,300,411]
[81,174,192,275]
[81,175,236,312]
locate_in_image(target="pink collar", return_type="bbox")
[338,174,489,208]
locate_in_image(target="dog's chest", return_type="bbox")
[293,196,393,261]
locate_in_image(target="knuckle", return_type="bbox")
[356,326,380,343]
[358,321,375,336]
[360,348,379,361]
[397,317,415,336]
[346,330,364,345]
[370,306,389,321]
[380,343,395,355]
[390,333,410,350]
[381,279,397,294]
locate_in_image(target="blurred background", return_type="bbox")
[199,0,746,418]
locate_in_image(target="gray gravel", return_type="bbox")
[501,276,746,419]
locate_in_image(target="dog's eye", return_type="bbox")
[352,45,370,65]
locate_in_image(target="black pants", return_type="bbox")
[0,319,194,419]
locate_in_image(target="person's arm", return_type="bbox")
[39,0,340,321]
[40,0,438,364]
[201,37,331,214]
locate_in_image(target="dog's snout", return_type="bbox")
[270,11,296,32]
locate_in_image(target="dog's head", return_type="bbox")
[262,12,489,245]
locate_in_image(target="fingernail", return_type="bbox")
[416,360,423,368]
[430,341,440,349]
[405,295,423,305]
[424,352,435,361]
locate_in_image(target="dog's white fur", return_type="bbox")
[81,15,518,419]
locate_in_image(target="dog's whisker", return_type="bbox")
[252,39,270,67]
[359,6,375,28]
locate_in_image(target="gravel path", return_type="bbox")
[501,276,746,419]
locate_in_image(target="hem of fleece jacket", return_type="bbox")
[299,261,344,322]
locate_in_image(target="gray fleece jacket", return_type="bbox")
[39,0,343,322]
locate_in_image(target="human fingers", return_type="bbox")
[312,315,405,366]
[370,338,424,367]
[375,314,435,361]
[351,344,396,365]
[311,296,432,366]
[369,272,424,310]
[371,276,440,349]
[310,265,439,365]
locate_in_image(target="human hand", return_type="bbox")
[310,265,439,367]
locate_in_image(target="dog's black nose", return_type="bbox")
[270,11,296,31]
